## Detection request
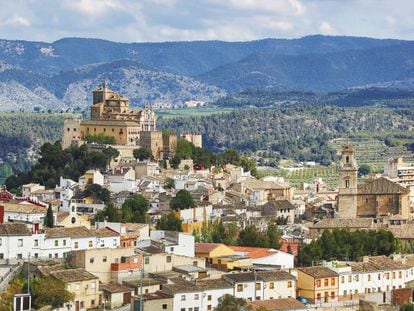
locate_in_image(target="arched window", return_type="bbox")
[346,156,350,164]
[345,179,350,188]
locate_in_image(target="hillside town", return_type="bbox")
[1,84,414,311]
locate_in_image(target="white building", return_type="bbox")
[230,246,295,269]
[150,230,195,257]
[106,167,136,193]
[330,256,412,300]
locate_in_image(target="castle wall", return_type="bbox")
[62,119,81,150]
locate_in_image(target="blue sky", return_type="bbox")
[0,0,413,42]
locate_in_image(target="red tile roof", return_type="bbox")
[195,243,223,254]
[229,246,277,259]
[279,240,300,255]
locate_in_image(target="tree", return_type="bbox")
[238,225,269,248]
[84,133,116,144]
[133,148,152,161]
[95,203,121,222]
[84,184,111,203]
[175,139,194,159]
[156,213,182,232]
[102,146,120,165]
[222,149,240,165]
[44,204,54,228]
[121,194,148,223]
[216,294,251,311]
[358,164,372,177]
[31,277,74,309]
[164,177,175,189]
[266,221,281,249]
[170,156,181,169]
[170,189,195,210]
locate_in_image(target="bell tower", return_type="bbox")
[338,142,358,218]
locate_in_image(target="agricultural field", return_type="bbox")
[156,106,234,119]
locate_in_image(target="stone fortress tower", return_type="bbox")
[337,142,358,218]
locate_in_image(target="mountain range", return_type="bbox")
[0,35,414,110]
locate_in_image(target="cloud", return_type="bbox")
[3,15,31,27]
[319,21,335,35]
[0,0,414,42]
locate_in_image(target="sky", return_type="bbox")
[0,0,414,43]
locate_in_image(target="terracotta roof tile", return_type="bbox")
[51,268,98,282]
[299,266,338,278]
[195,243,223,254]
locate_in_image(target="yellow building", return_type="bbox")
[195,243,252,271]
[297,267,339,303]
[50,268,101,310]
[173,205,212,233]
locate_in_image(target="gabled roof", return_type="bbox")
[195,243,225,254]
[261,200,295,216]
[229,246,282,259]
[358,177,409,195]
[195,278,232,290]
[161,278,201,294]
[2,202,46,214]
[310,218,373,229]
[224,272,263,283]
[299,266,338,278]
[45,226,93,239]
[100,283,134,293]
[351,256,407,272]
[257,270,296,281]
[0,223,31,236]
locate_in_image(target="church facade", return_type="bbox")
[337,143,410,219]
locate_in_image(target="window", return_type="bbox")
[287,281,292,288]
[386,273,390,280]
[49,254,52,258]
[103,256,107,263]
[355,290,358,294]
[316,293,321,300]
[269,282,274,289]
[194,294,199,300]
[34,253,38,258]
[193,261,198,267]
[331,291,335,298]
[341,276,345,283]
[399,271,402,279]
[237,284,243,292]
[113,239,117,246]
[162,304,167,310]
[0,238,2,246]
[63,240,66,246]
[324,279,329,286]
[345,179,350,188]
[348,275,352,282]
[91,300,95,306]
[55,240,59,247]
[393,272,396,279]
[74,242,79,249]
[34,239,38,247]
[355,275,359,282]
[17,254,22,259]
[181,295,186,301]
[89,240,93,247]
[90,257,94,264]
[194,308,199,311]
[0,253,4,259]
[344,290,347,296]
[368,275,371,281]
[378,274,381,280]
[80,301,84,308]
[145,257,149,265]
[255,283,261,290]
[166,256,171,263]
[316,280,321,287]
[207,295,212,301]
[207,305,212,310]
[17,239,23,247]
[331,278,335,286]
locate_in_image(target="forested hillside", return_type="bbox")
[0,113,77,183]
[158,105,414,165]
